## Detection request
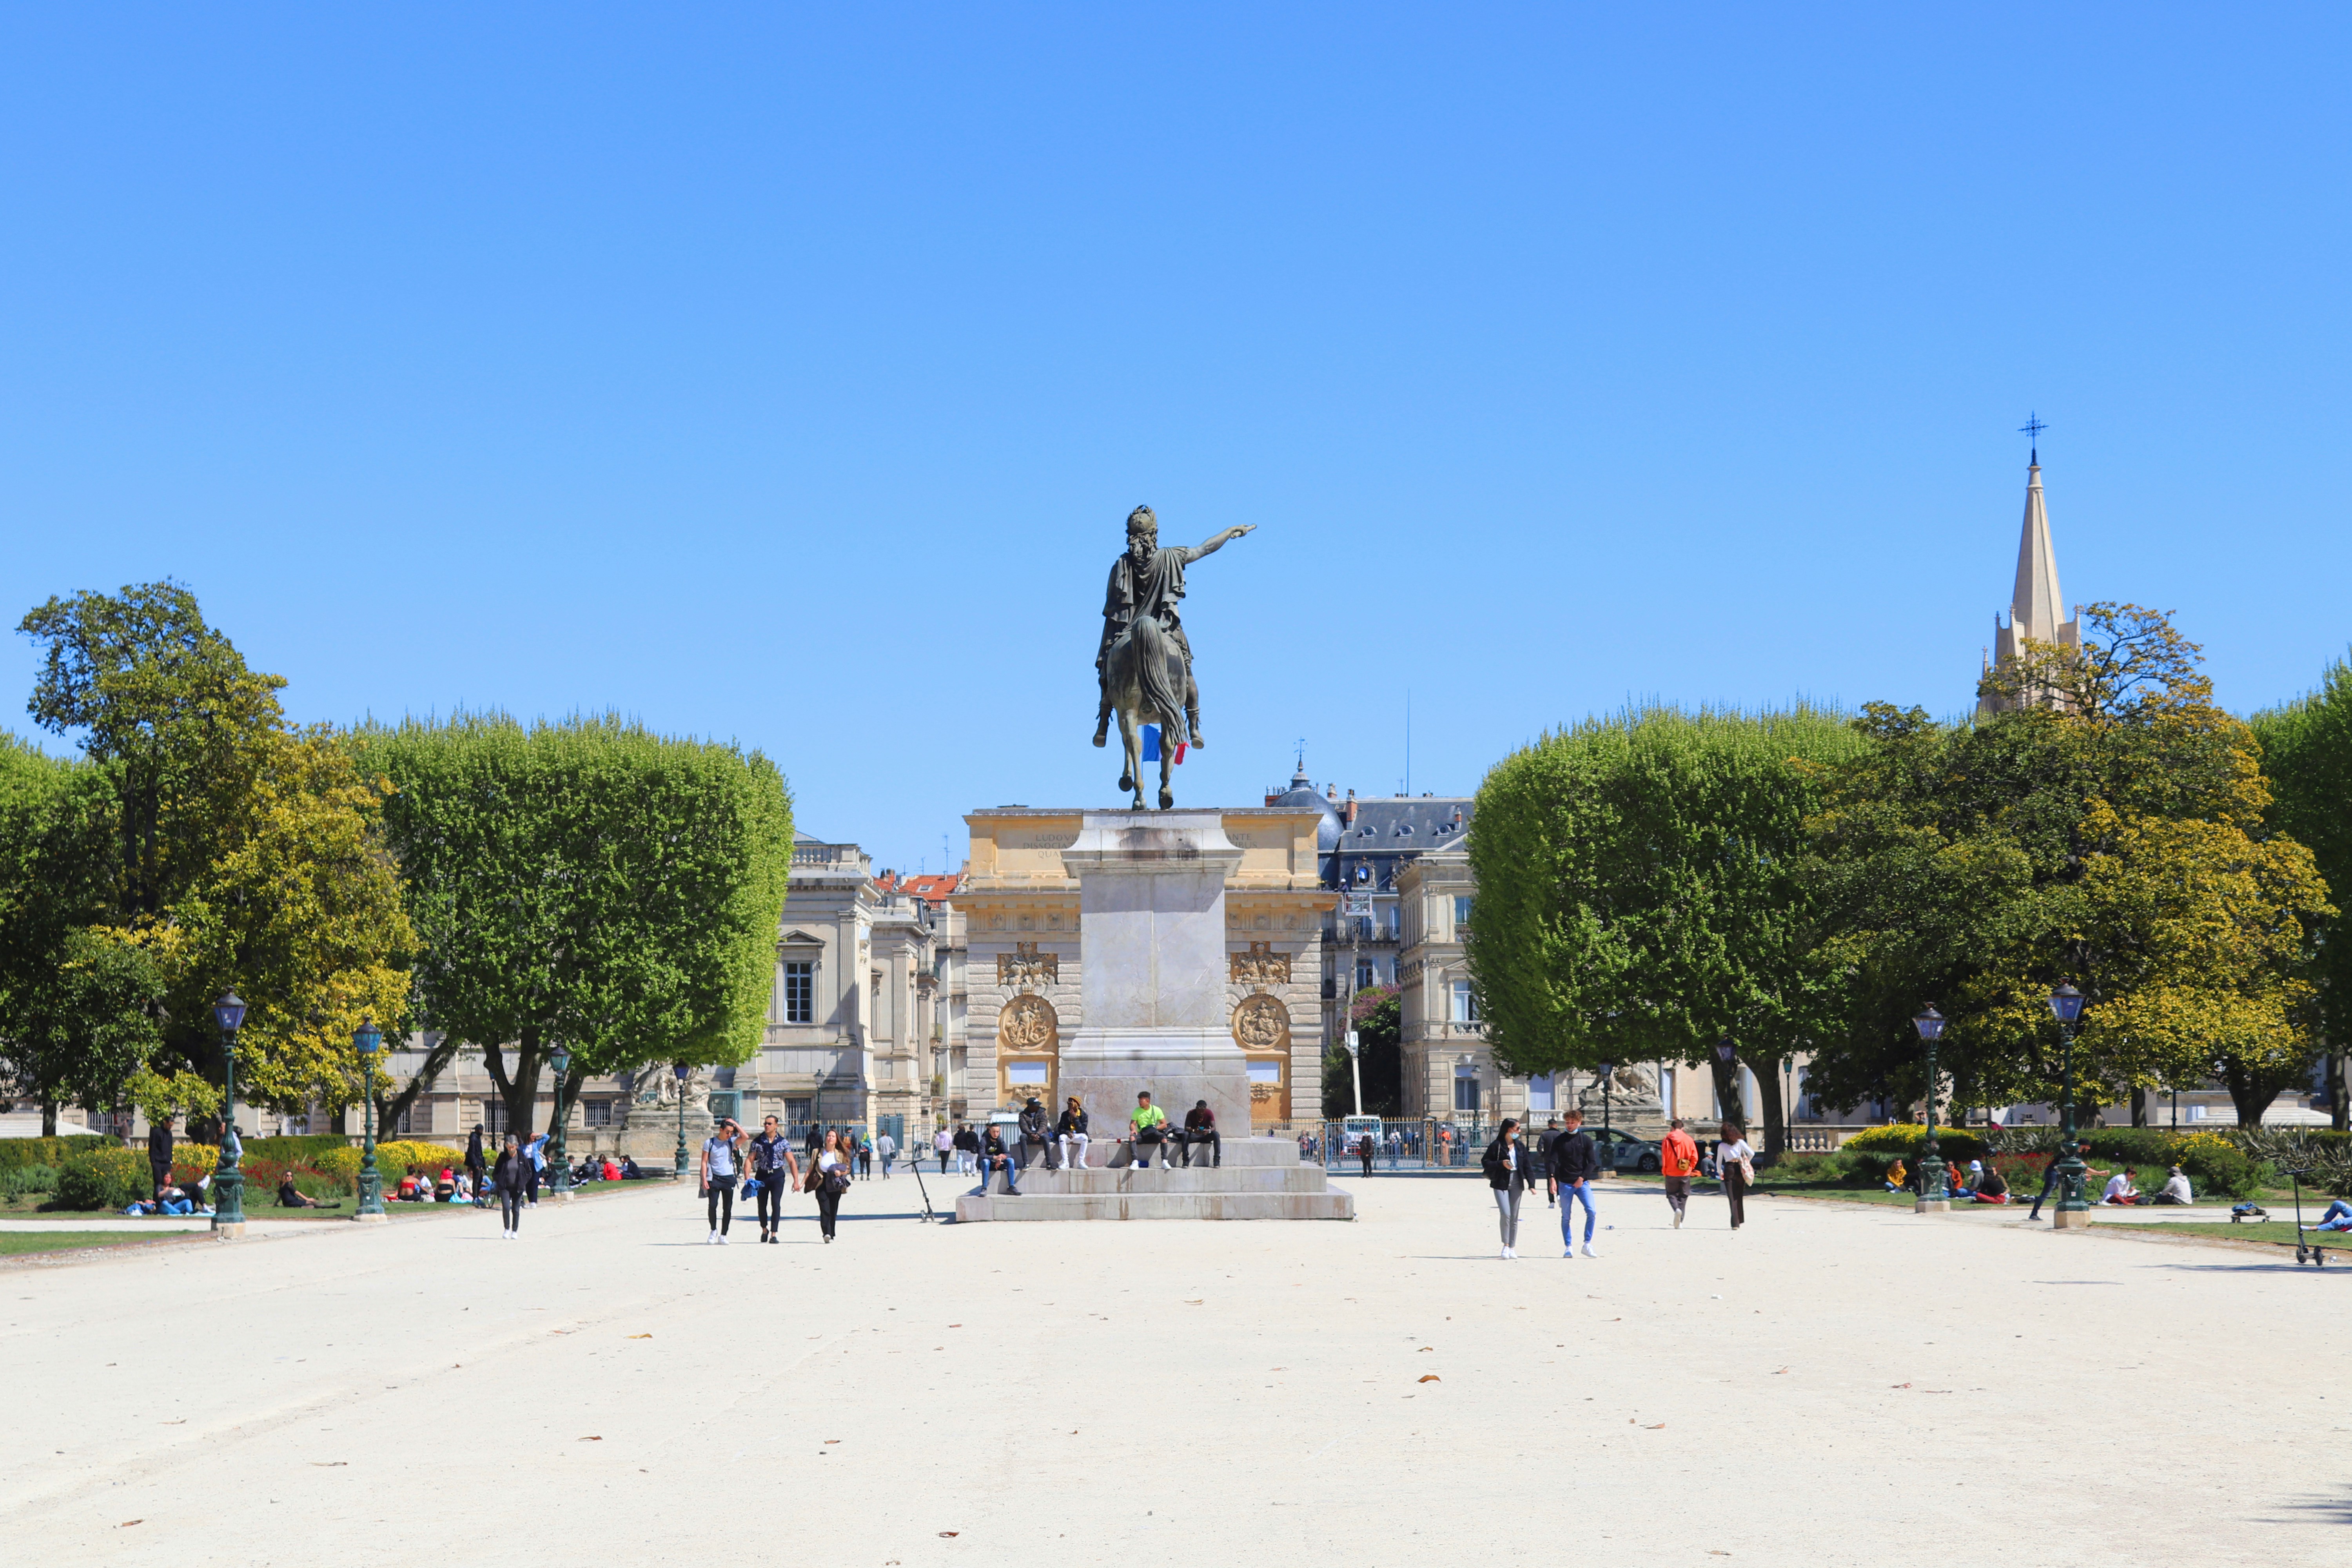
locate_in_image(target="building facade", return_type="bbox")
[956,804,1332,1131]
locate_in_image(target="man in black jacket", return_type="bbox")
[1535,1117,1563,1206]
[973,1125,1021,1197]
[1017,1097,1058,1171]
[147,1114,174,1205]
[1178,1100,1221,1168]
[1547,1107,1603,1259]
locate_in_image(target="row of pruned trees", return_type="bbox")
[1466,605,2351,1157]
[0,583,793,1140]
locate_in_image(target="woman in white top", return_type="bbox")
[1716,1121,1756,1229]
[700,1118,747,1245]
[809,1131,850,1243]
[933,1125,953,1174]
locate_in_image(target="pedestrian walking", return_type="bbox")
[147,1114,175,1206]
[933,1125,953,1174]
[524,1130,546,1207]
[1482,1118,1536,1259]
[701,1117,747,1244]
[875,1129,897,1179]
[749,1114,800,1243]
[809,1131,851,1242]
[1536,1116,1563,1206]
[1387,1128,1403,1169]
[1357,1132,1376,1178]
[465,1123,488,1208]
[1659,1117,1700,1229]
[1717,1120,1755,1229]
[493,1133,528,1239]
[1055,1097,1091,1171]
[952,1122,978,1176]
[1548,1107,1602,1257]
[856,1134,873,1179]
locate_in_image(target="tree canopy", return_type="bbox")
[1465,704,1870,1155]
[2251,648,2352,1128]
[356,713,794,1138]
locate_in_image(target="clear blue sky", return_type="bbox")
[4,6,2346,875]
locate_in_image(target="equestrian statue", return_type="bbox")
[1091,505,1255,810]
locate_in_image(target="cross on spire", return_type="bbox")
[2019,412,2047,464]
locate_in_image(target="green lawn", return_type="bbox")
[2089,1218,2352,1252]
[0,1231,189,1257]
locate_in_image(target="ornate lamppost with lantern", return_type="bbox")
[2047,983,2092,1229]
[1596,1060,1615,1170]
[211,992,248,1238]
[548,1044,574,1201]
[1912,1005,1948,1212]
[354,1020,388,1222]
[672,1062,691,1178]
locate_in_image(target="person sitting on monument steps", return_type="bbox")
[973,1125,1021,1197]
[1055,1097,1091,1171]
[1130,1093,1171,1169]
[1018,1096,1058,1171]
[1178,1099,1221,1168]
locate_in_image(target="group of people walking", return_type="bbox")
[697,1115,858,1243]
[1483,1112,1756,1259]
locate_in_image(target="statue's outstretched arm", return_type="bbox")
[1190,523,1256,559]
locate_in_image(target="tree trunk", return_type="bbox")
[1708,1053,1745,1130]
[1753,1061,1787,1161]
[377,1036,463,1142]
[40,1096,57,1137]
[482,1026,543,1142]
[2130,1087,2149,1128]
[2332,1053,2348,1134]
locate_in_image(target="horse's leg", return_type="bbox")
[1117,708,1142,806]
[1158,738,1175,811]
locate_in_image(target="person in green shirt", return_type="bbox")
[1130,1092,1171,1169]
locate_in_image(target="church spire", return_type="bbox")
[2009,457,2065,643]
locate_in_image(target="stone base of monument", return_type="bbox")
[953,1138,1353,1222]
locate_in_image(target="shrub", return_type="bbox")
[1839,1123,1989,1163]
[0,1135,110,1172]
[242,1134,354,1164]
[169,1145,221,1186]
[1,1163,59,1198]
[313,1141,465,1192]
[58,1149,147,1210]
[1762,1151,1862,1185]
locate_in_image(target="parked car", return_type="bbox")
[1588,1125,1662,1174]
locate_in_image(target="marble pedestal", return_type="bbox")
[1055,811,1253,1136]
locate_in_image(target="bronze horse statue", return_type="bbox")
[1090,507,1254,811]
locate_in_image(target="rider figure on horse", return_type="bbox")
[1092,505,1254,750]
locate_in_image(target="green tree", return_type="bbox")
[1321,985,1401,1118]
[14,584,414,1111]
[1466,705,1870,1157]
[1808,606,2332,1129]
[357,714,794,1138]
[2251,650,2352,1130]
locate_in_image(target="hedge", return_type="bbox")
[0,1135,110,1172]
[1840,1123,1990,1163]
[58,1149,147,1210]
[315,1140,468,1192]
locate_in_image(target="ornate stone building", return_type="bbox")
[1978,452,2081,715]
[957,805,1332,1129]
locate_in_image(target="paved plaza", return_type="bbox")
[4,1172,2347,1566]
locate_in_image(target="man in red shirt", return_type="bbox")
[1659,1117,1701,1229]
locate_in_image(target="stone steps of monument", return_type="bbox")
[973,1166,1332,1196]
[955,1190,1354,1222]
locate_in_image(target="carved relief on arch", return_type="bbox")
[1230,993,1290,1053]
[997,993,1060,1052]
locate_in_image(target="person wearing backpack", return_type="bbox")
[700,1117,747,1245]
[1659,1117,1700,1229]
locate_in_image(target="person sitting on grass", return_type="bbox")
[1882,1158,1908,1194]
[1948,1161,1981,1200]
[601,1155,621,1181]
[2148,1165,2194,1206]
[434,1168,457,1203]
[2312,1200,2352,1233]
[278,1173,326,1209]
[1973,1163,2011,1203]
[123,1197,159,1216]
[2101,1169,2143,1205]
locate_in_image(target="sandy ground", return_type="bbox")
[5,1173,2347,1567]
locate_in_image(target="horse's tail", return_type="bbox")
[1128,615,1189,744]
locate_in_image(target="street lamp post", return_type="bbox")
[548,1044,573,1201]
[2047,983,2091,1229]
[1597,1061,1615,1170]
[673,1062,691,1178]
[1912,1006,1948,1213]
[1345,1029,1365,1118]
[211,992,248,1238]
[354,1020,388,1223]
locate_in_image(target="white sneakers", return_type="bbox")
[1501,1245,1519,1259]
[706,1230,719,1245]
[1581,1239,1600,1258]
[1673,1210,1684,1229]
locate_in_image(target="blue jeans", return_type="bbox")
[2317,1200,2352,1229]
[973,1155,1017,1195]
[1560,1180,1597,1246]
